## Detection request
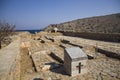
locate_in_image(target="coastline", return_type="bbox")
[15,30,42,34]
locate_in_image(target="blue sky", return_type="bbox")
[0,0,120,30]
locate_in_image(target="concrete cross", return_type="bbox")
[76,63,81,73]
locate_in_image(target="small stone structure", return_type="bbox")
[53,27,58,33]
[64,47,88,76]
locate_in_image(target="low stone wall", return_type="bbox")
[59,31,120,42]
[97,48,120,60]
[0,38,20,80]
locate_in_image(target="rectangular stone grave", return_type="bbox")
[64,47,88,76]
[31,51,55,72]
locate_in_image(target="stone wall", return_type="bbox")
[59,31,120,42]
[0,38,21,80]
[97,48,120,60]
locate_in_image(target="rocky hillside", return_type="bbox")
[44,13,120,33]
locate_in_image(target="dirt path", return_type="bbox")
[20,47,35,79]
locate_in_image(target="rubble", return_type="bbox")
[41,63,60,71]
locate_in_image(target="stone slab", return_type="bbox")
[0,39,20,80]
[65,47,88,60]
[31,51,55,72]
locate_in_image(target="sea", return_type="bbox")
[16,30,42,34]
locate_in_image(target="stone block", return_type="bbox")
[31,51,55,72]
[64,47,88,76]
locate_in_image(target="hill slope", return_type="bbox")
[44,13,120,33]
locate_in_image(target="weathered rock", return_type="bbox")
[47,77,52,80]
[42,63,60,71]
[42,65,51,71]
[26,69,33,73]
[41,40,45,43]
[34,36,41,40]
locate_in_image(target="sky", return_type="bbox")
[0,0,120,30]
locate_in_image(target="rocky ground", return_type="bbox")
[20,32,120,80]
